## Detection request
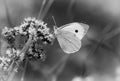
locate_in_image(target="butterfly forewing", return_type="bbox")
[79,23,89,36]
[60,22,89,40]
[56,30,81,54]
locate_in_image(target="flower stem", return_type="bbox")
[7,35,33,81]
[45,54,70,81]
[20,58,28,81]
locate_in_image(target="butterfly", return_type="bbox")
[54,22,89,54]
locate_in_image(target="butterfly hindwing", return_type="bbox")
[56,30,81,54]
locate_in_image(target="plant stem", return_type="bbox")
[3,0,14,27]
[20,58,28,81]
[39,0,54,20]
[45,54,70,81]
[7,35,33,81]
[19,35,33,56]
[7,65,18,81]
[37,0,47,19]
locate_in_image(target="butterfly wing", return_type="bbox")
[60,22,89,40]
[56,30,81,54]
[79,23,89,36]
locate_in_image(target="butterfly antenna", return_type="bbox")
[52,16,57,26]
[52,16,58,31]
[37,0,46,20]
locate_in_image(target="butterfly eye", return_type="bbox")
[75,29,78,33]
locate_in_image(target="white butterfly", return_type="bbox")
[54,22,89,54]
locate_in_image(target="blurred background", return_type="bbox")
[1,0,120,81]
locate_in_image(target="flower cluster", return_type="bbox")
[27,41,46,61]
[22,17,54,44]
[2,17,54,61]
[0,56,11,71]
[1,17,55,80]
[1,17,55,77]
[0,47,21,71]
[2,17,54,46]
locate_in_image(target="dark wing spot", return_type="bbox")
[75,29,78,33]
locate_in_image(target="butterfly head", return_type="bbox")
[53,25,58,36]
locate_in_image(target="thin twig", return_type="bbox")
[49,54,69,74]
[20,58,29,81]
[87,22,114,57]
[7,60,15,75]
[44,54,70,81]
[40,0,54,20]
[7,65,18,81]
[3,0,13,27]
[18,35,33,56]
[37,0,47,19]
[67,0,76,22]
[7,35,33,81]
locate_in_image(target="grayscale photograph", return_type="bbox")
[0,0,120,81]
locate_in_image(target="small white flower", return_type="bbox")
[19,53,25,61]
[3,66,7,71]
[16,50,21,56]
[0,56,11,71]
[2,27,9,35]
[6,49,11,55]
[14,26,19,31]
[0,63,4,68]
[28,27,36,35]
[72,76,82,81]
